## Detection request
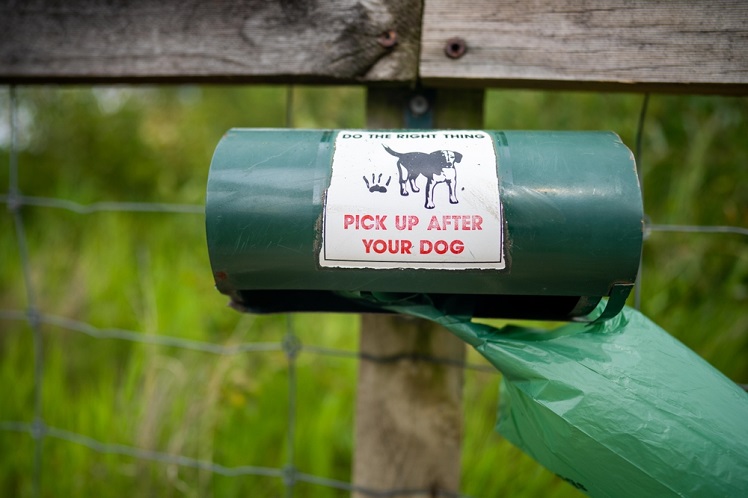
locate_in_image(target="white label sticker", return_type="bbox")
[320,130,504,270]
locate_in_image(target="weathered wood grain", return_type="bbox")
[354,314,466,498]
[420,0,748,93]
[0,0,422,84]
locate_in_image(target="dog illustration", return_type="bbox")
[382,145,463,209]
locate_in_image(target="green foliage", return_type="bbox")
[1,86,746,498]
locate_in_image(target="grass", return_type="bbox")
[1,86,746,497]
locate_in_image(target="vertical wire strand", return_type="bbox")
[634,93,650,310]
[9,85,45,498]
[284,315,299,498]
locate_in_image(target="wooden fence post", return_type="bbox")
[353,88,484,497]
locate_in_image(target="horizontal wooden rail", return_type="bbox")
[419,0,748,94]
[0,0,422,85]
[2,0,747,93]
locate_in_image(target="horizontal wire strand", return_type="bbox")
[0,309,496,372]
[0,193,204,214]
[647,224,748,236]
[0,421,283,478]
[0,309,282,355]
[0,421,470,497]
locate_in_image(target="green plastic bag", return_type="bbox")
[342,293,748,497]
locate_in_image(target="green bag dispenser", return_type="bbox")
[206,129,642,320]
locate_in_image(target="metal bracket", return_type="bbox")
[573,283,635,324]
[404,90,435,129]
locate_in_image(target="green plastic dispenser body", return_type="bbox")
[206,129,642,320]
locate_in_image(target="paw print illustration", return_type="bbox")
[363,173,391,193]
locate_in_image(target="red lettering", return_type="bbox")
[347,214,389,230]
[473,215,483,230]
[426,215,485,231]
[376,215,387,230]
[395,215,419,231]
[363,239,413,254]
[451,240,464,254]
[419,239,465,255]
[451,215,461,229]
[344,214,355,229]
[373,239,387,253]
[361,215,374,230]
[461,215,471,230]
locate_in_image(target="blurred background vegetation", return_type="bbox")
[0,85,746,497]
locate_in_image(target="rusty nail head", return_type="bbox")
[444,37,467,59]
[378,30,398,48]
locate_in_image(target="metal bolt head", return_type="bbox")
[444,37,467,59]
[409,94,430,116]
[378,30,398,48]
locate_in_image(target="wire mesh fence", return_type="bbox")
[1,85,746,497]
